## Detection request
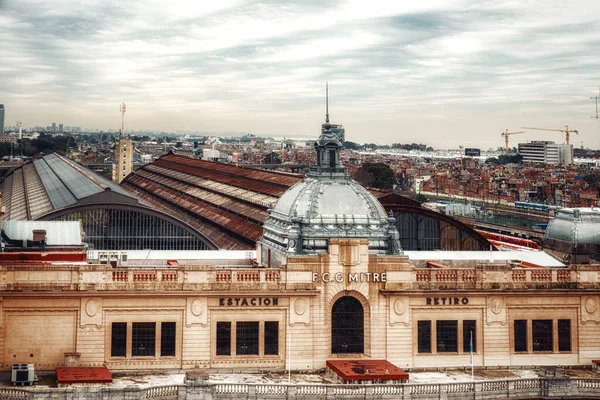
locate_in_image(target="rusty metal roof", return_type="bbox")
[122,153,307,250]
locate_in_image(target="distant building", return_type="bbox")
[59,123,63,132]
[113,137,134,183]
[518,141,573,164]
[0,104,4,135]
[52,122,57,133]
[0,134,18,144]
[464,148,480,157]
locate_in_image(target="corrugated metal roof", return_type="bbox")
[121,180,253,250]
[33,158,78,209]
[120,154,303,250]
[7,168,29,220]
[58,154,135,198]
[22,163,53,218]
[43,153,103,199]
[121,153,427,251]
[1,153,142,221]
[2,220,82,245]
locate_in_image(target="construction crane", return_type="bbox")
[501,129,525,155]
[521,125,578,145]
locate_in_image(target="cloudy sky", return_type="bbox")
[1,0,600,148]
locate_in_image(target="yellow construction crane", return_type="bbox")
[521,125,578,145]
[501,129,525,155]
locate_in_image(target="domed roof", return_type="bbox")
[271,177,388,221]
[258,113,402,267]
[546,207,600,243]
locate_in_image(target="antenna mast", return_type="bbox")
[591,88,599,119]
[120,103,127,136]
[325,82,329,124]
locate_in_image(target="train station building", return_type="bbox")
[0,126,599,373]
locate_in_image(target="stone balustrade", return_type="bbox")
[0,263,597,292]
[1,377,600,400]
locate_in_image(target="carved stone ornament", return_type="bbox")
[80,298,102,327]
[294,298,307,316]
[393,298,406,315]
[582,296,600,325]
[186,297,207,327]
[289,297,310,326]
[85,300,99,317]
[491,298,503,315]
[390,296,409,326]
[486,296,506,325]
[585,297,597,314]
[191,299,204,316]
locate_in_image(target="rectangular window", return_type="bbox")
[463,320,476,353]
[532,320,553,352]
[236,322,259,355]
[417,321,431,353]
[132,322,156,357]
[160,322,176,357]
[436,320,458,352]
[558,319,571,352]
[514,320,528,352]
[264,321,279,355]
[216,322,231,356]
[111,323,127,357]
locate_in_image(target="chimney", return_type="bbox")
[32,229,47,243]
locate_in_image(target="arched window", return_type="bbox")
[331,296,364,354]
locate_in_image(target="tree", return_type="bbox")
[583,173,600,191]
[263,152,281,164]
[353,169,374,187]
[415,193,428,203]
[485,154,523,165]
[353,163,396,190]
[343,141,361,151]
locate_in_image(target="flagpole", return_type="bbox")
[470,330,474,381]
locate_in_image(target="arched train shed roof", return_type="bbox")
[0,153,216,249]
[122,152,492,250]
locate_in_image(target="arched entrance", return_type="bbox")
[331,296,364,354]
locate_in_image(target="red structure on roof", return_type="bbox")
[326,360,409,383]
[56,367,112,385]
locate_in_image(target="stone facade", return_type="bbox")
[1,240,600,371]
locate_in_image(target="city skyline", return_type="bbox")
[1,0,600,148]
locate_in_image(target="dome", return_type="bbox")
[545,207,600,243]
[272,177,388,221]
[258,119,402,268]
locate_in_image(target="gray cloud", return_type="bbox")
[1,0,599,146]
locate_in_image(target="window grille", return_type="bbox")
[236,322,259,355]
[331,296,364,354]
[463,320,476,353]
[532,320,553,352]
[514,320,528,352]
[132,322,156,357]
[417,321,431,353]
[111,323,127,357]
[264,321,279,355]
[436,320,458,352]
[216,322,231,356]
[161,322,176,357]
[558,319,571,352]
